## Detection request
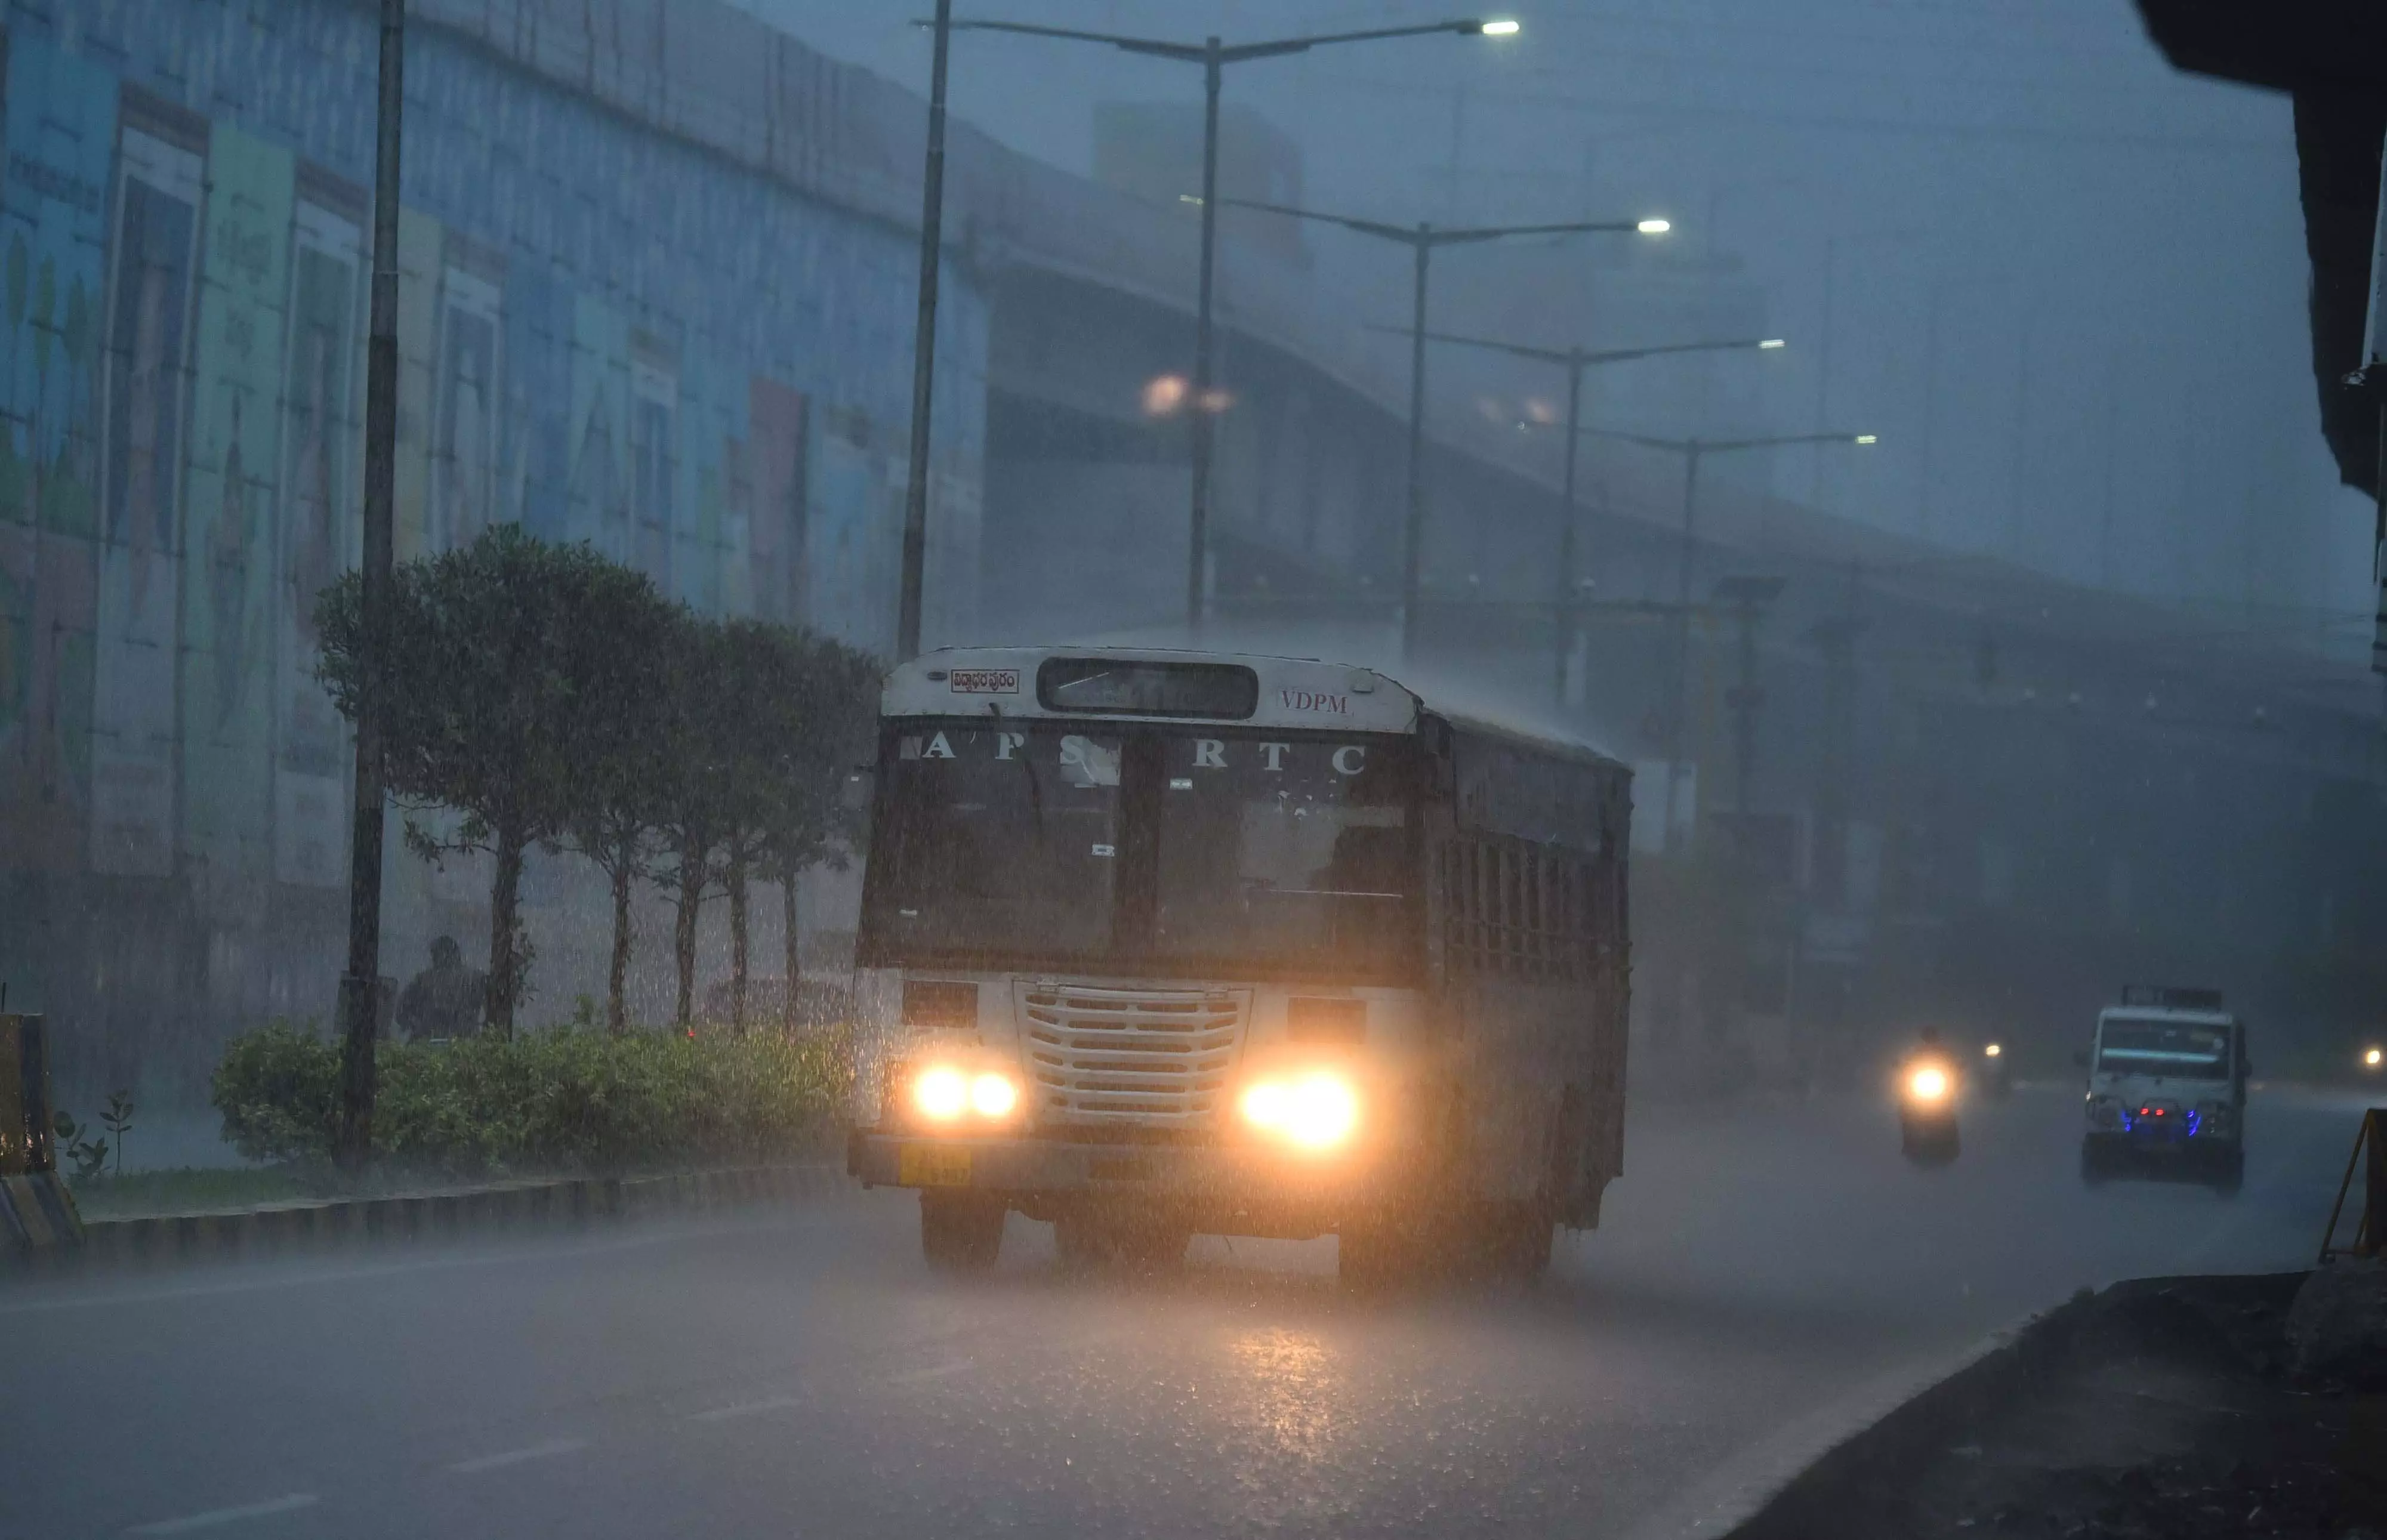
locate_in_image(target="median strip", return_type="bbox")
[125,1493,320,1535]
[447,1437,588,1474]
[10,1162,851,1276]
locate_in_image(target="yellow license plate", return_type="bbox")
[899,1144,973,1187]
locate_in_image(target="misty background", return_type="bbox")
[748,0,2371,652]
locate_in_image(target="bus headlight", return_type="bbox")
[1240,1072,1360,1150]
[914,1066,970,1121]
[910,1064,1022,1123]
[970,1072,1020,1118]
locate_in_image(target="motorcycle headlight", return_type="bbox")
[1907,1066,1950,1103]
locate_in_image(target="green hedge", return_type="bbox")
[213,1021,853,1178]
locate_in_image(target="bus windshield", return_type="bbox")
[2096,1016,2234,1079]
[863,722,1420,980]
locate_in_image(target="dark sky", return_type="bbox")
[742,0,2374,663]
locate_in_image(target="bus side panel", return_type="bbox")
[1453,976,1589,1203]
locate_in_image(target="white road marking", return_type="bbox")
[689,1393,806,1422]
[125,1493,319,1534]
[884,1357,973,1385]
[446,1437,587,1474]
[0,1211,843,1319]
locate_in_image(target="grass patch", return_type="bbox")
[68,1166,318,1220]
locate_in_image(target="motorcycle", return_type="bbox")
[1979,1040,2013,1100]
[1898,1053,1961,1165]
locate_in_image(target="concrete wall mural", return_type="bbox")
[807,429,895,656]
[1,39,112,873]
[432,257,499,557]
[747,376,808,627]
[391,207,439,563]
[180,125,293,886]
[0,0,989,1042]
[88,115,203,879]
[274,196,362,890]
[568,294,632,566]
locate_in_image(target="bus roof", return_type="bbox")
[884,648,1621,768]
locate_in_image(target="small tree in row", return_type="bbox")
[317,526,877,1036]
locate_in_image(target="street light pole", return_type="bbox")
[1373,325,1785,701]
[1558,357,1583,700]
[896,0,953,662]
[1403,236,1432,656]
[1188,39,1222,629]
[1233,199,1668,661]
[337,0,407,1174]
[933,18,1515,637]
[1587,429,1876,853]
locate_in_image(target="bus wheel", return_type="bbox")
[2207,1146,2245,1198]
[1477,1203,1555,1283]
[1337,1217,1412,1289]
[920,1191,1005,1272]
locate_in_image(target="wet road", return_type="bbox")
[5,1084,2365,1539]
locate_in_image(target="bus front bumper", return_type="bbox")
[847,1129,1395,1209]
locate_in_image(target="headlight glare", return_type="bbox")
[970,1072,1019,1118]
[913,1065,969,1121]
[1241,1071,1359,1150]
[1907,1066,1950,1103]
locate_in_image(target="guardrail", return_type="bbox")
[2318,1107,2385,1263]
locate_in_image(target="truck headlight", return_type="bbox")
[1239,1072,1359,1150]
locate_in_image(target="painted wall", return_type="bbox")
[0,2,988,1073]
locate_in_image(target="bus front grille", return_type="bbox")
[1018,984,1248,1125]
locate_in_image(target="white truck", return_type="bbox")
[2078,985,2249,1194]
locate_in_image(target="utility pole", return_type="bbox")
[1806,569,1865,911]
[896,0,953,662]
[1714,576,1785,819]
[336,0,406,1174]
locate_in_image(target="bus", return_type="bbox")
[846,647,1633,1282]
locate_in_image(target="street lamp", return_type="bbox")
[1586,428,1876,850]
[911,16,1517,641]
[1374,324,1785,700]
[1228,197,1669,661]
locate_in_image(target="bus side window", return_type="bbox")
[1442,843,1470,977]
[1524,844,1546,978]
[1551,857,1576,984]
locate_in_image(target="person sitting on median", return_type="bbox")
[397,936,485,1042]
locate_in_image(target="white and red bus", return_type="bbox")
[847,647,1632,1282]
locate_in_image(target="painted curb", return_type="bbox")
[6,1162,852,1275]
[1621,1293,2097,1540]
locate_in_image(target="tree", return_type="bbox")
[554,586,677,1034]
[318,525,671,1035]
[697,622,876,1034]
[649,609,736,1029]
[753,630,878,1035]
